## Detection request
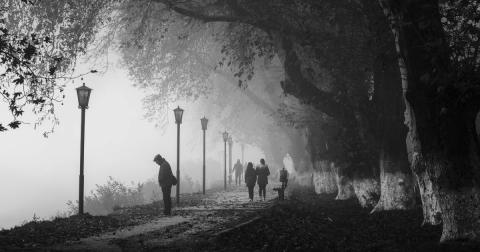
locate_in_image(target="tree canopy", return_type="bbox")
[0,0,107,134]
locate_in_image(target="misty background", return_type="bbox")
[0,57,271,229]
[0,2,312,230]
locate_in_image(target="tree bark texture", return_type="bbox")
[370,38,417,212]
[333,163,355,200]
[313,161,338,194]
[412,155,442,225]
[352,177,380,208]
[372,151,416,212]
[380,0,480,241]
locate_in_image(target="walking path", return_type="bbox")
[51,185,278,251]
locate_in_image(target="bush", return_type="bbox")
[67,177,145,215]
[66,175,202,216]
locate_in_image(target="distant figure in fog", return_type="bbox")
[233,159,244,186]
[280,167,289,189]
[278,167,289,200]
[245,162,257,201]
[256,158,270,201]
[154,154,177,215]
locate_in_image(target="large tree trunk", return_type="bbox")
[371,42,417,212]
[412,156,442,225]
[333,163,355,200]
[372,150,416,212]
[400,44,442,225]
[313,160,338,194]
[438,183,480,241]
[412,151,480,240]
[380,0,480,241]
[353,176,380,208]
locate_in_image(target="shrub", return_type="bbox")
[67,177,144,215]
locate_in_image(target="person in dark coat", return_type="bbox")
[279,167,289,200]
[280,167,289,189]
[154,154,176,215]
[244,162,257,201]
[256,158,270,201]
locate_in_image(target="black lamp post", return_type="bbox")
[241,143,245,165]
[228,136,233,186]
[76,83,92,215]
[174,106,184,205]
[200,117,208,195]
[241,143,245,182]
[222,131,229,190]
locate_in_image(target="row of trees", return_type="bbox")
[140,0,479,242]
[2,0,479,242]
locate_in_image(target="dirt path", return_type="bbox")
[50,186,278,251]
[51,216,189,251]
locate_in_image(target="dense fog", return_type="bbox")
[0,55,306,229]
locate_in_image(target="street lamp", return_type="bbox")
[222,131,229,190]
[76,83,92,215]
[241,143,245,164]
[200,117,208,195]
[174,106,184,205]
[241,143,245,182]
[228,136,233,186]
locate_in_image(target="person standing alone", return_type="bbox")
[244,162,257,201]
[280,167,289,190]
[154,154,177,215]
[256,158,270,201]
[233,159,244,186]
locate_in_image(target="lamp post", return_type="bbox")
[174,106,184,205]
[228,136,233,186]
[241,143,245,183]
[76,83,92,215]
[200,117,208,195]
[222,131,229,190]
[241,143,245,165]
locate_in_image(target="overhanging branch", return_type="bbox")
[281,37,352,123]
[153,0,241,23]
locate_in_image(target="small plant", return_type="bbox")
[32,213,40,223]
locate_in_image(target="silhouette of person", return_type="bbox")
[279,167,289,200]
[280,167,289,189]
[256,158,270,201]
[245,162,257,201]
[154,154,177,215]
[233,159,244,186]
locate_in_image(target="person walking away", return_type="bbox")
[280,167,289,189]
[256,158,270,201]
[154,154,177,215]
[233,159,243,186]
[279,167,289,200]
[244,162,257,201]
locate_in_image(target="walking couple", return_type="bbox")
[244,158,270,201]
